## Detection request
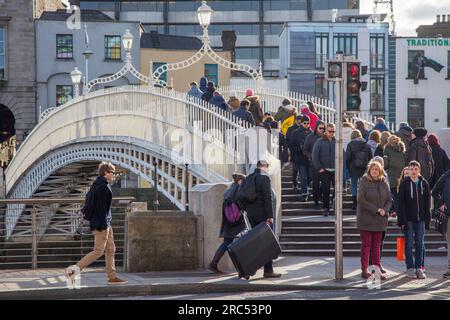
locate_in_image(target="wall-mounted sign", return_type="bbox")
[407,38,450,46]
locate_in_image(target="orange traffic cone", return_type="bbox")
[396,237,405,261]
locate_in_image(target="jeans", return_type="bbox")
[310,164,321,204]
[292,163,299,188]
[299,165,310,195]
[404,221,425,270]
[218,237,234,254]
[350,176,359,197]
[360,230,383,270]
[319,170,335,210]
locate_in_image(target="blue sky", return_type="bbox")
[360,0,450,36]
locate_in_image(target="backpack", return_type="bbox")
[81,185,96,221]
[354,149,369,169]
[224,202,241,224]
[237,172,258,203]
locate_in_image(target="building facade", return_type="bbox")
[416,14,450,38]
[0,0,37,145]
[279,16,390,117]
[393,37,450,133]
[73,0,360,78]
[36,10,142,113]
[140,33,231,92]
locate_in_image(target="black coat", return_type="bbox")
[408,137,434,181]
[431,169,450,215]
[89,176,112,231]
[232,107,255,126]
[220,183,246,238]
[303,132,321,160]
[397,176,431,229]
[290,127,312,166]
[286,123,299,149]
[429,144,450,189]
[346,138,372,178]
[245,169,273,223]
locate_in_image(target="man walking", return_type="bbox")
[290,115,312,199]
[245,160,281,278]
[66,161,128,285]
[312,123,336,216]
[431,169,450,278]
[397,161,431,279]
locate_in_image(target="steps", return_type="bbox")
[279,166,448,257]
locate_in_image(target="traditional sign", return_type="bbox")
[407,38,450,46]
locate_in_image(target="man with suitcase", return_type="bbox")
[243,160,281,278]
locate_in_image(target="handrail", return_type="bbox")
[0,197,136,205]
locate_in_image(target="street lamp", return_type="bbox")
[197,1,213,28]
[122,29,134,62]
[70,67,82,98]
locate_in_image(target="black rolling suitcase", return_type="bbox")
[227,221,281,280]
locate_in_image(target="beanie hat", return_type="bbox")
[300,115,310,123]
[246,88,254,97]
[399,122,409,128]
[413,127,427,138]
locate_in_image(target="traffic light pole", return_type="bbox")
[334,54,344,280]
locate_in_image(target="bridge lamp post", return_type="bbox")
[70,67,82,98]
[197,1,213,28]
[122,29,134,64]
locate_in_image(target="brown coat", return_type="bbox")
[227,97,240,112]
[356,174,392,232]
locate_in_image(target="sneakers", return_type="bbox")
[416,268,426,279]
[108,277,128,285]
[406,268,417,278]
[443,269,450,279]
[263,272,282,278]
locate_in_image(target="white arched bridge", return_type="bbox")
[3,85,383,240]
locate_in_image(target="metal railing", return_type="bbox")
[0,197,135,270]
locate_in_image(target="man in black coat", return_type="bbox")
[290,115,312,199]
[245,160,281,278]
[232,99,255,126]
[66,162,127,285]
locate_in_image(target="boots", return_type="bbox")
[208,250,226,274]
[352,196,357,210]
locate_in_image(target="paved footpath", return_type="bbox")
[0,257,448,299]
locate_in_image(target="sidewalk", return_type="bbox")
[0,256,448,299]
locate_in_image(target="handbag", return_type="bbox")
[432,209,448,237]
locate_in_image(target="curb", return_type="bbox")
[0,282,370,300]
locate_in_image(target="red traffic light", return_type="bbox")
[348,63,360,78]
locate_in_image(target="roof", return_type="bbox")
[39,9,114,22]
[140,33,203,50]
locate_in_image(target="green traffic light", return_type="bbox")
[347,96,361,111]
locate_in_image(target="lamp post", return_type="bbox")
[122,29,134,64]
[83,24,94,92]
[70,67,82,98]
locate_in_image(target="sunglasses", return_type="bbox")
[327,130,335,133]
[302,122,310,125]
[317,127,325,131]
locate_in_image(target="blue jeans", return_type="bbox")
[299,165,309,195]
[218,237,234,254]
[343,161,349,186]
[404,221,425,270]
[350,176,359,197]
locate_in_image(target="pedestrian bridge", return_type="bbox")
[3,85,381,240]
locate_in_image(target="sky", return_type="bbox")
[360,0,450,36]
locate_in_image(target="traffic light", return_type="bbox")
[325,60,343,81]
[346,62,361,111]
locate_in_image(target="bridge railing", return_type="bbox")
[0,197,135,270]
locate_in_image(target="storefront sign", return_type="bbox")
[407,38,450,46]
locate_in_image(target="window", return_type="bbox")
[122,1,164,11]
[153,62,167,87]
[56,35,73,59]
[56,85,73,107]
[408,50,425,79]
[104,36,121,61]
[407,98,425,129]
[370,34,384,69]
[370,77,384,111]
[316,33,328,69]
[333,33,357,57]
[264,0,307,10]
[169,24,202,36]
[144,24,165,34]
[448,99,450,127]
[208,1,259,11]
[0,27,5,80]
[263,47,279,59]
[315,74,327,99]
[263,24,283,36]
[447,51,450,78]
[204,64,218,86]
[235,47,259,60]
[80,1,116,10]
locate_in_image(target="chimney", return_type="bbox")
[221,31,237,61]
[436,15,440,23]
[332,9,338,22]
[443,15,447,23]
[447,14,450,22]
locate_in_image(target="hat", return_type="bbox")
[282,98,292,106]
[413,127,427,138]
[246,88,254,97]
[300,115,310,123]
[232,172,246,180]
[399,122,409,128]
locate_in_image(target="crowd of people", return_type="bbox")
[190,81,450,281]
